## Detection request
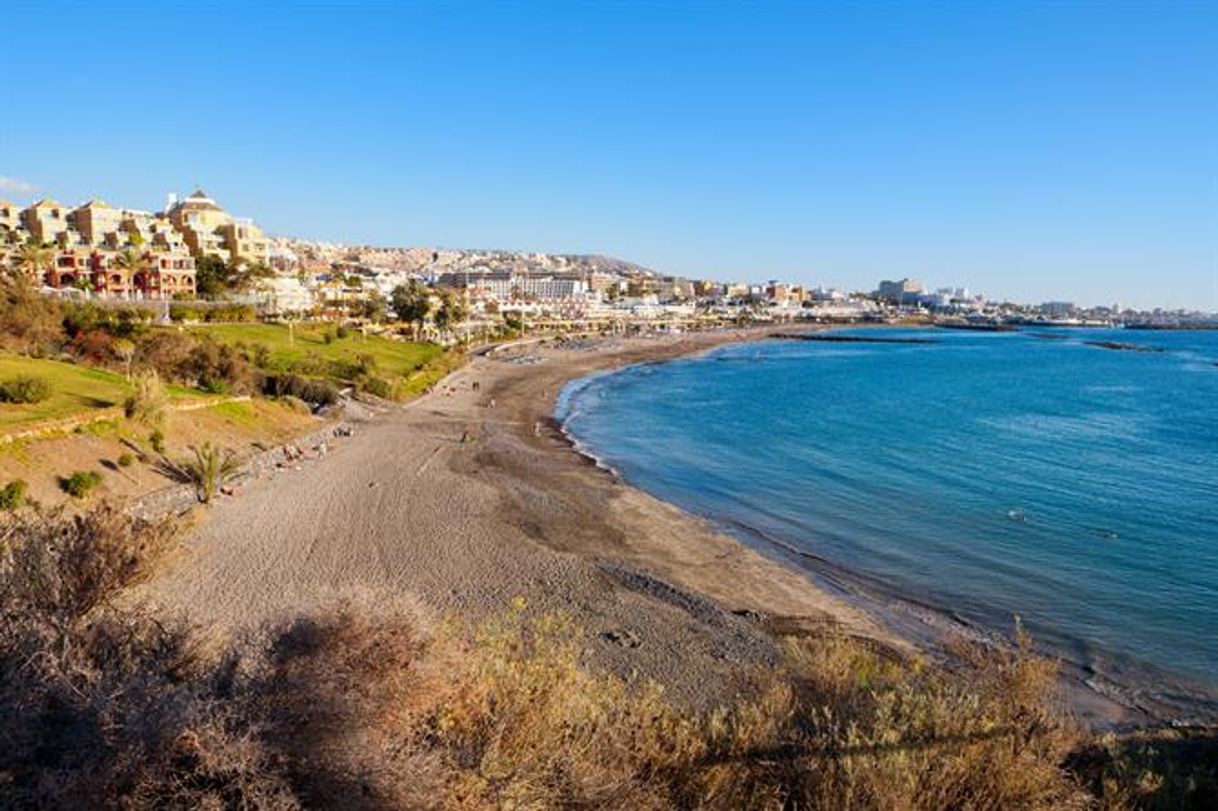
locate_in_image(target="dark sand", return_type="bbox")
[147,329,1146,723]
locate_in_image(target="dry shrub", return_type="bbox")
[0,506,293,810]
[391,609,1088,810]
[764,626,1087,810]
[426,608,709,809]
[0,507,1210,810]
[1067,728,1218,811]
[0,277,62,353]
[123,370,168,425]
[252,607,448,810]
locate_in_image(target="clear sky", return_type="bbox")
[2,1,1215,309]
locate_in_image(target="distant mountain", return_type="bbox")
[277,238,659,278]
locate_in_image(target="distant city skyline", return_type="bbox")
[2,2,1214,311]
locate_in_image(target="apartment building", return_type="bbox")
[1,196,199,299]
[166,189,270,266]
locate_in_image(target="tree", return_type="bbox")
[434,289,469,339]
[112,247,150,291]
[179,442,240,504]
[231,259,274,293]
[194,255,230,299]
[13,242,54,285]
[391,280,431,340]
[196,256,274,299]
[354,291,387,324]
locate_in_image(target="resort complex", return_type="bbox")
[0,190,272,300]
[1,188,1213,333]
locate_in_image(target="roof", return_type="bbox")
[30,198,64,209]
[174,188,222,211]
[77,199,111,209]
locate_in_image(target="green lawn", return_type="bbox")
[0,355,209,432]
[0,356,130,430]
[1,325,452,434]
[179,324,445,381]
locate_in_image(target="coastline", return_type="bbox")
[549,328,1218,729]
[143,326,1181,726]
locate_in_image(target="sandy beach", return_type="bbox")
[146,329,898,706]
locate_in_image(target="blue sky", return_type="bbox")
[2,1,1215,309]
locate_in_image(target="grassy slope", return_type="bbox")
[0,355,208,431]
[182,323,444,379]
[0,397,319,507]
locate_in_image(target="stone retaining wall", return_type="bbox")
[128,419,352,520]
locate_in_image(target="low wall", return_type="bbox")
[128,419,351,520]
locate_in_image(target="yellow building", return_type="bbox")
[20,199,69,245]
[166,189,270,266]
[2,187,277,299]
[0,199,21,237]
[67,200,125,247]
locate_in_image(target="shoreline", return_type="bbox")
[547,329,1218,730]
[144,325,1204,728]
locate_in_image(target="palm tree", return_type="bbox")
[112,247,151,295]
[180,442,240,504]
[13,242,54,285]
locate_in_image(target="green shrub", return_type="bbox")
[263,374,338,407]
[168,304,202,323]
[117,453,135,468]
[0,479,28,510]
[203,304,257,323]
[60,470,103,499]
[359,376,394,399]
[0,375,53,404]
[149,428,166,454]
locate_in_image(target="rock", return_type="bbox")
[602,629,641,648]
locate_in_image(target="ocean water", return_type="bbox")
[558,328,1218,703]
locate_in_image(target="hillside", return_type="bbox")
[278,237,659,278]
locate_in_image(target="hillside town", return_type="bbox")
[2,189,1213,333]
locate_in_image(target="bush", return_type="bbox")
[276,395,312,415]
[117,453,135,468]
[0,374,53,404]
[0,278,63,354]
[0,479,28,510]
[0,501,1207,811]
[183,339,260,394]
[168,304,202,323]
[60,470,103,499]
[203,304,257,323]
[358,376,394,400]
[148,428,166,455]
[263,374,338,408]
[123,371,167,425]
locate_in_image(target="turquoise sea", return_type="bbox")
[558,328,1218,713]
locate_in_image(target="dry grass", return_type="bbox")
[0,507,1212,810]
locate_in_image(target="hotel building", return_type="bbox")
[1,189,269,300]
